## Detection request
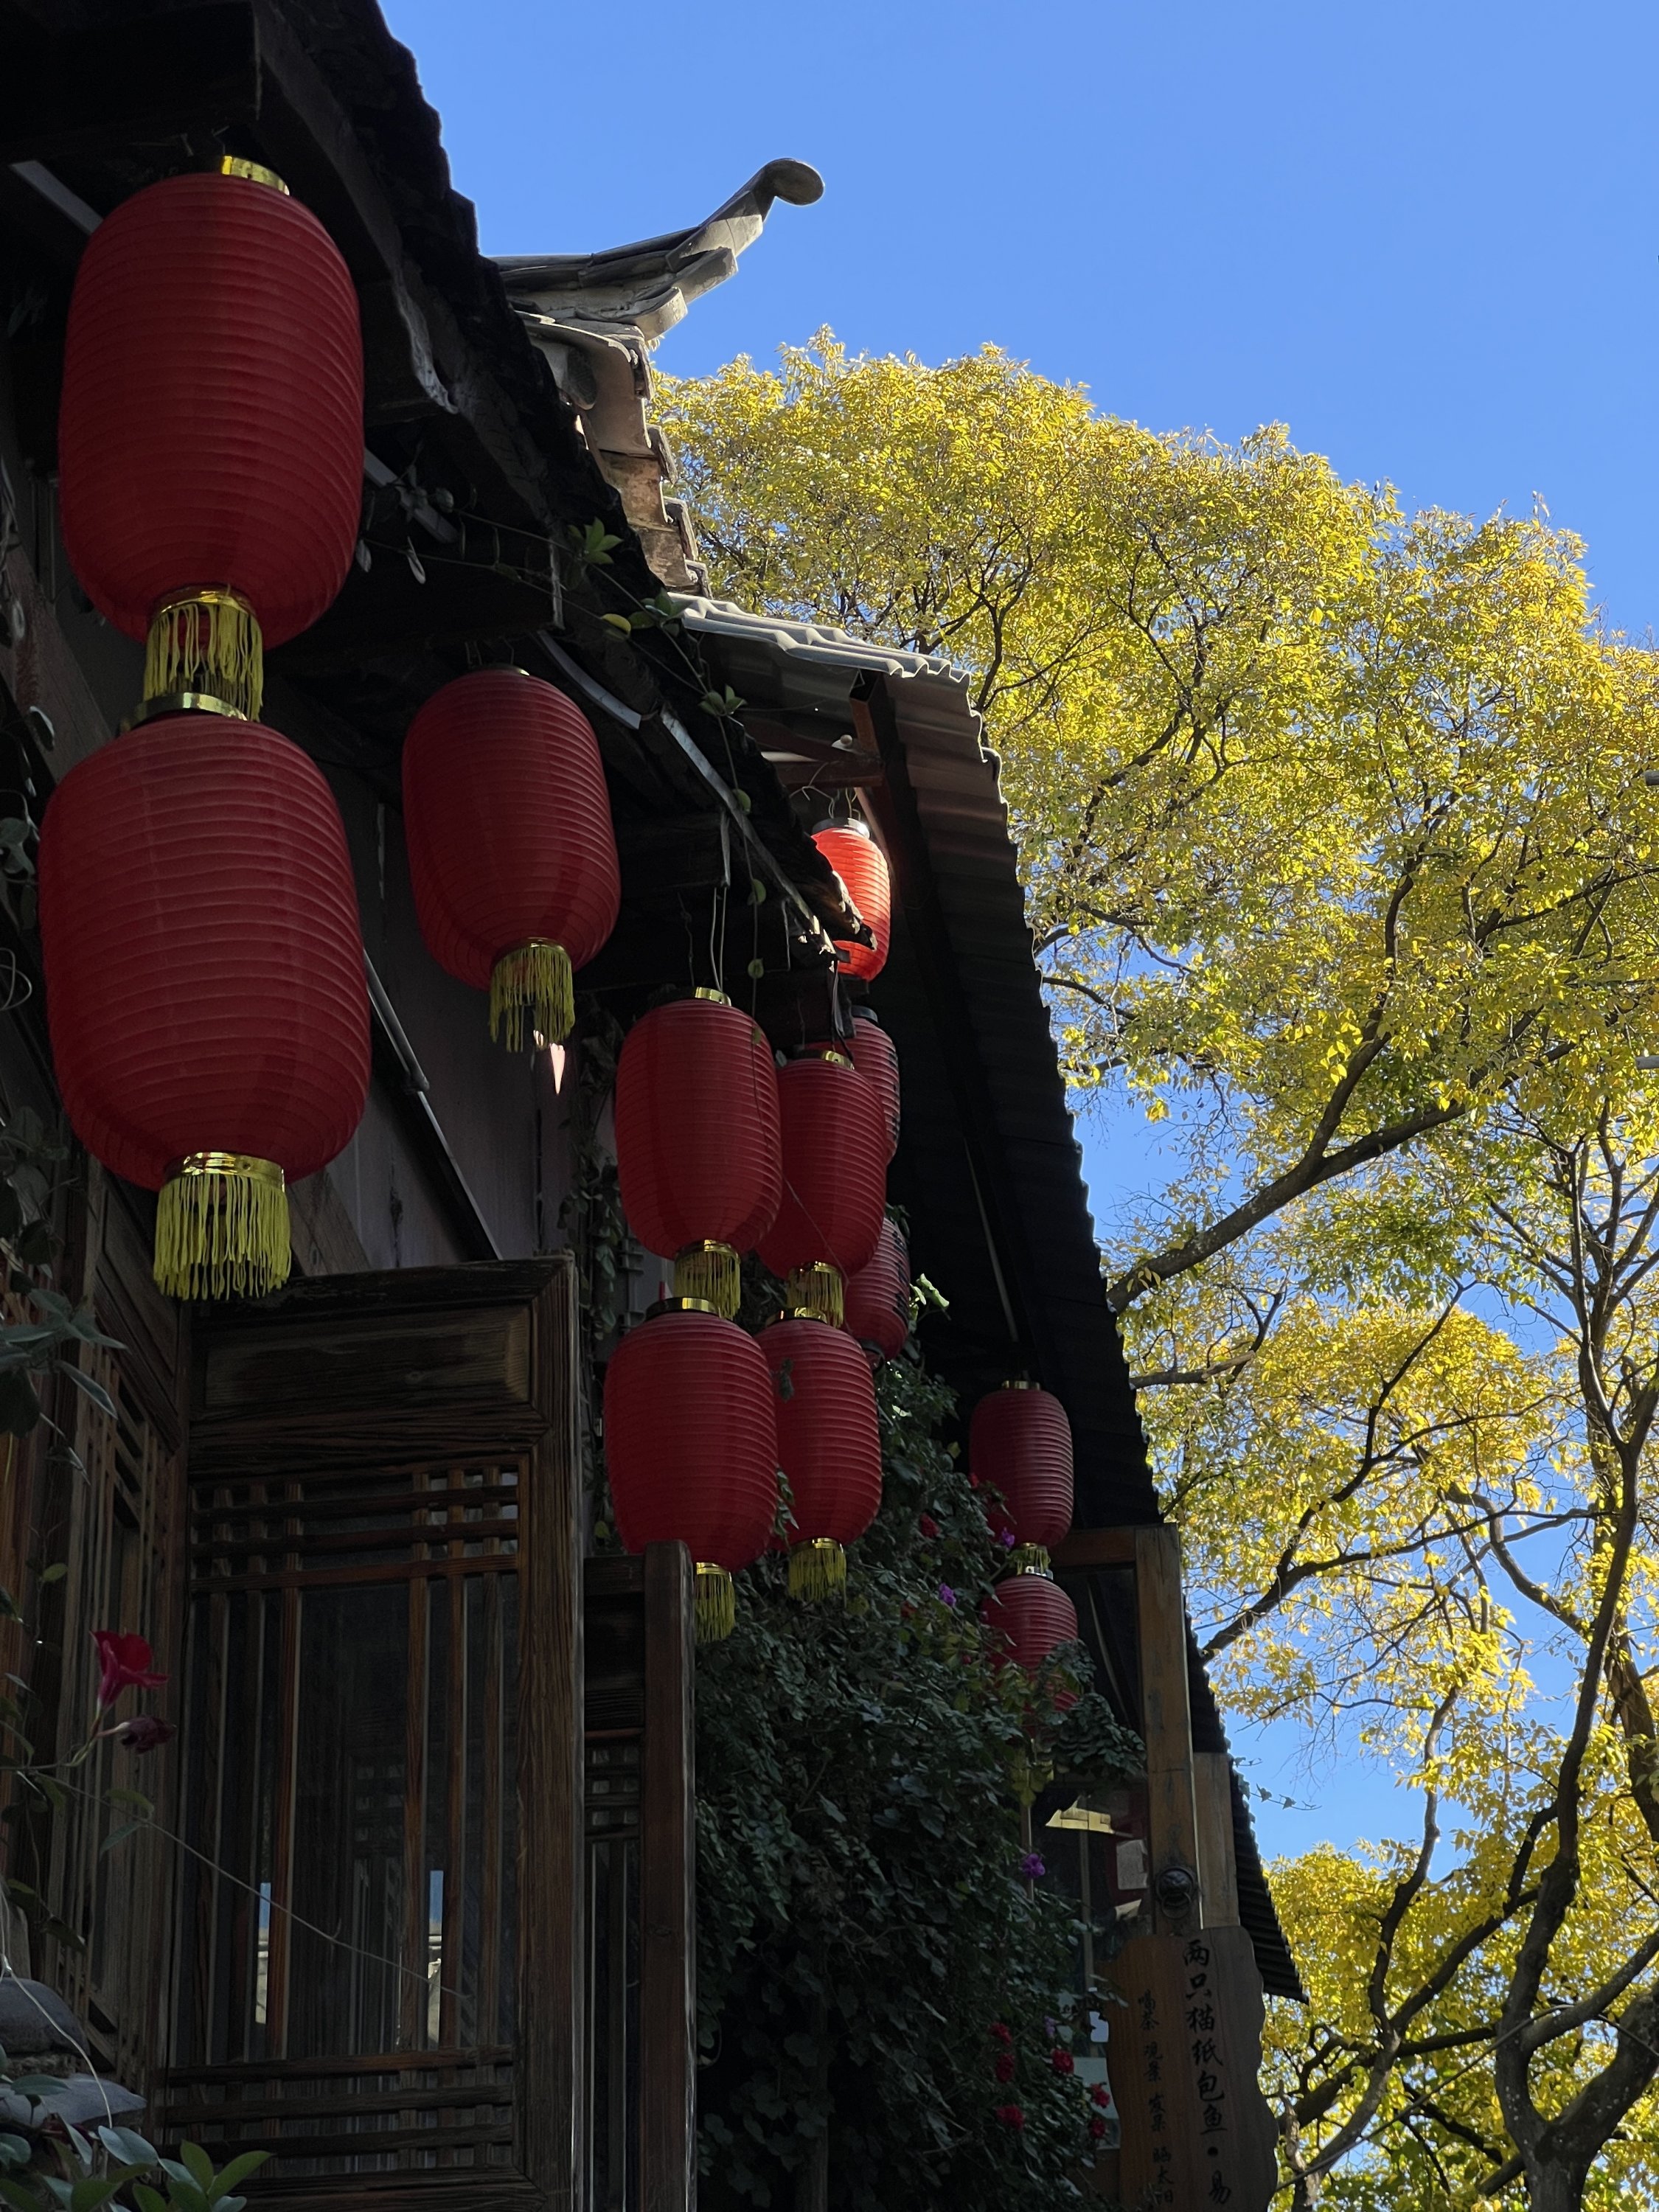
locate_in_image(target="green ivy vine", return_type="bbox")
[695,1349,1142,2209]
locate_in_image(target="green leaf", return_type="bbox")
[131,2185,167,2212]
[203,2152,267,2200]
[12,1223,52,1269]
[97,2129,156,2168]
[0,1375,39,1439]
[55,1366,115,1419]
[0,2137,31,2172]
[177,2148,213,2195]
[99,1821,142,1857]
[599,613,633,634]
[105,1789,153,1815]
[68,2174,127,2212]
[38,1564,64,1586]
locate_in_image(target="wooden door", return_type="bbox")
[164,1258,583,2212]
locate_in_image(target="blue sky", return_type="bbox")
[380,0,1657,1857]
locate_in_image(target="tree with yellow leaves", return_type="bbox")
[661,338,1659,2207]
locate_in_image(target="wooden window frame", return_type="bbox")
[165,1258,584,2212]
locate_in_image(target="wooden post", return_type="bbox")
[1194,1753,1241,1929]
[1133,1526,1202,1932]
[641,1543,696,2212]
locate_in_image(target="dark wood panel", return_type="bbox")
[639,1544,695,2212]
[198,1308,532,1423]
[515,1263,583,2211]
[0,0,259,161]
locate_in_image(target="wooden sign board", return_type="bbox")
[1104,1926,1278,2209]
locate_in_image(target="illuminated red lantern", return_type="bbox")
[756,1051,888,1324]
[849,1009,900,1161]
[973,1382,1074,1552]
[762,1314,883,1597]
[844,1217,911,1365]
[403,668,619,1048]
[38,716,370,1298]
[603,1299,778,1640]
[614,992,781,1315]
[58,161,364,721]
[981,1568,1080,1674]
[813,822,891,982]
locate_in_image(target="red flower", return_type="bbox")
[968,1473,981,1490]
[1089,2115,1107,2140]
[990,2022,1013,2046]
[994,2104,1025,2131]
[92,1631,166,1709]
[1050,2048,1074,2075]
[919,1513,940,1539]
[1091,2083,1109,2108]
[116,1714,175,1754]
[993,2051,1015,2083]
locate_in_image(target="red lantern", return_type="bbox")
[973,1382,1074,1552]
[849,1009,900,1161]
[58,161,364,722]
[762,1315,883,1598]
[403,668,619,1048]
[38,715,370,1298]
[981,1569,1080,1674]
[756,1051,888,1325]
[603,1299,779,1640]
[844,1217,912,1365]
[813,822,891,981]
[614,992,781,1315]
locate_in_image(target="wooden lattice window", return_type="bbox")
[41,1171,185,2102]
[163,1261,582,2208]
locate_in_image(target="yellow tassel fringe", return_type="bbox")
[695,1563,736,1644]
[1008,1545,1054,1578]
[786,1262,845,1327]
[144,589,263,720]
[788,1537,846,1603]
[155,1152,290,1301]
[490,939,573,1050]
[675,1241,741,1318]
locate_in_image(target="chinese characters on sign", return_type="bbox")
[1107,1927,1276,2209]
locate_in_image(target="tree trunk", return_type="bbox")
[1526,2155,1591,2212]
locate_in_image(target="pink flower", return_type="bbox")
[92,1632,166,1709]
[1091,2084,1110,2108]
[1050,2048,1074,2075]
[116,1714,175,1754]
[994,2051,1015,2083]
[995,2104,1025,2131]
[1089,2114,1107,2140]
[919,1514,940,1539]
[990,2022,1013,2046]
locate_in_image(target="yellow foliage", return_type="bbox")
[663,338,1659,2208]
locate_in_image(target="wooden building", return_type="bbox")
[0,0,1297,2203]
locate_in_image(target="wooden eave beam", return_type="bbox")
[0,3,259,164]
[0,0,569,531]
